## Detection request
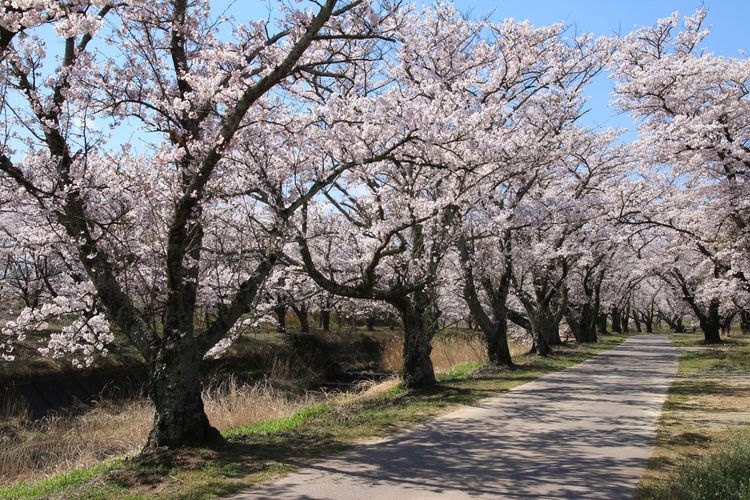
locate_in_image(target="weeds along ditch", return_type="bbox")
[0,328,514,485]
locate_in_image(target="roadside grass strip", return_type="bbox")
[0,335,627,499]
[637,335,750,500]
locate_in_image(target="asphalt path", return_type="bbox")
[232,335,679,499]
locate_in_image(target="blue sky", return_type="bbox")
[218,1,749,134]
[227,0,748,57]
[453,1,748,56]
[14,2,747,154]
[452,1,750,131]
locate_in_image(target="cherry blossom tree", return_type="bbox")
[453,21,614,364]
[296,158,462,388]
[612,8,749,343]
[0,0,401,449]
[296,4,487,388]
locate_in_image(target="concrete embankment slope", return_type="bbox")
[234,335,679,499]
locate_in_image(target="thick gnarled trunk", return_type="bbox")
[145,343,223,449]
[565,305,597,344]
[669,269,723,345]
[530,309,560,356]
[699,299,723,344]
[393,291,438,389]
[456,235,516,369]
[485,321,514,367]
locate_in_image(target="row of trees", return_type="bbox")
[0,1,747,450]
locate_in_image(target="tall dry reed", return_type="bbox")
[380,334,527,373]
[1,334,523,485]
[0,378,317,485]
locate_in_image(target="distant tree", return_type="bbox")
[612,9,750,343]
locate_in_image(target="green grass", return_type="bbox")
[678,341,750,375]
[437,361,482,381]
[640,431,750,500]
[637,333,750,499]
[385,382,404,397]
[2,334,629,499]
[0,459,125,499]
[223,404,329,438]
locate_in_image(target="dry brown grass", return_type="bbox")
[203,377,320,432]
[0,333,524,487]
[0,399,152,485]
[0,378,317,486]
[380,333,527,373]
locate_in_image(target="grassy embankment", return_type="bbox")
[637,333,750,499]
[0,327,489,486]
[0,333,627,499]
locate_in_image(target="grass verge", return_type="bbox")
[636,334,750,499]
[1,334,627,499]
[0,329,495,486]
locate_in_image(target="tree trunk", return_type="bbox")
[565,305,597,344]
[674,316,685,333]
[531,312,557,356]
[456,250,515,368]
[700,299,723,344]
[565,305,597,343]
[741,310,750,334]
[532,328,552,356]
[621,306,630,333]
[145,343,223,449]
[663,315,686,333]
[547,323,563,346]
[393,292,437,389]
[702,320,722,344]
[632,312,642,333]
[291,304,310,334]
[611,307,622,333]
[274,304,287,333]
[536,306,562,347]
[719,312,734,337]
[366,314,376,331]
[298,308,310,334]
[319,309,331,332]
[485,322,514,367]
[644,316,654,333]
[596,313,608,335]
[565,309,584,343]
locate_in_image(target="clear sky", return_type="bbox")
[452,0,748,56]
[232,0,749,56]
[220,1,749,134]
[449,0,750,132]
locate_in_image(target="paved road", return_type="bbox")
[233,335,679,499]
